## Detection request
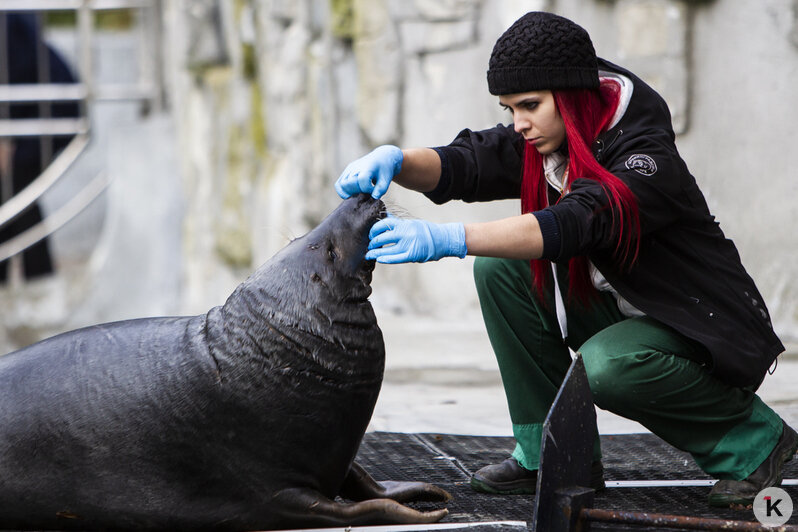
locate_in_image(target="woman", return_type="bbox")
[334,11,795,508]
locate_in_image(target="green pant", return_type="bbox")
[473,257,784,480]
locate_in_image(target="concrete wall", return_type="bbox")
[166,0,798,342]
[2,0,797,354]
[686,0,798,341]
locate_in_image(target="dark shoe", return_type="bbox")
[470,457,605,495]
[708,421,798,507]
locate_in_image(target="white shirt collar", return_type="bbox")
[543,150,568,194]
[600,70,634,129]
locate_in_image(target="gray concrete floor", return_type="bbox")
[369,312,798,438]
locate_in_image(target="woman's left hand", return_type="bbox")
[366,216,467,264]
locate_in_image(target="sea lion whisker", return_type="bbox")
[380,198,408,218]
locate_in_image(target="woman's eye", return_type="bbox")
[522,101,539,111]
[501,105,513,114]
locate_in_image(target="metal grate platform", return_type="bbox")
[355,432,798,531]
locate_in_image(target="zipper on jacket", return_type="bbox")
[594,129,623,163]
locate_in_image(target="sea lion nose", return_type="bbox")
[349,194,384,224]
[375,199,387,219]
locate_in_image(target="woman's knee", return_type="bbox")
[473,256,505,288]
[473,256,529,296]
[581,340,636,411]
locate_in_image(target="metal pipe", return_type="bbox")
[606,479,798,488]
[138,0,156,112]
[77,0,93,105]
[582,508,798,531]
[0,11,16,275]
[0,0,152,11]
[149,0,166,111]
[0,118,89,137]
[34,12,54,168]
[0,84,88,103]
[0,83,157,104]
[0,12,12,207]
[0,134,88,228]
[269,522,529,532]
[0,169,109,262]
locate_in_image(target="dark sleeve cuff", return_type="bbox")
[532,209,562,261]
[423,147,452,205]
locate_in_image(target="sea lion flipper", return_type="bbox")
[341,498,449,526]
[340,462,452,503]
[377,480,453,502]
[276,487,449,526]
[339,461,383,500]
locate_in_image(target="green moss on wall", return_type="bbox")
[250,81,268,160]
[215,124,254,269]
[45,11,76,27]
[330,0,355,40]
[45,9,135,30]
[242,43,258,80]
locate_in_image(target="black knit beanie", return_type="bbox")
[487,11,599,95]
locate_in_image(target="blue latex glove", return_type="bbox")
[335,145,403,199]
[366,216,467,264]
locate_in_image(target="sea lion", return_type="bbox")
[0,194,450,530]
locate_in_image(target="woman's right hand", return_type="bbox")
[335,145,403,199]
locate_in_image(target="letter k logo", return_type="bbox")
[765,495,783,517]
[754,488,792,526]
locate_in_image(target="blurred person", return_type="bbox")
[0,12,79,283]
[334,11,795,508]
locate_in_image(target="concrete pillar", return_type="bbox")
[614,0,690,133]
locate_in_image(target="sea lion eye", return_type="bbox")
[328,247,337,261]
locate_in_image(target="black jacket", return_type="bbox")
[427,59,783,388]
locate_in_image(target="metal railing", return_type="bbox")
[0,0,164,267]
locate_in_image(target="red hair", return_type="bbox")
[521,80,640,305]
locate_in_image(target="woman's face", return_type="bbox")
[499,90,566,155]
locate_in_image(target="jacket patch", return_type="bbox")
[625,154,657,176]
